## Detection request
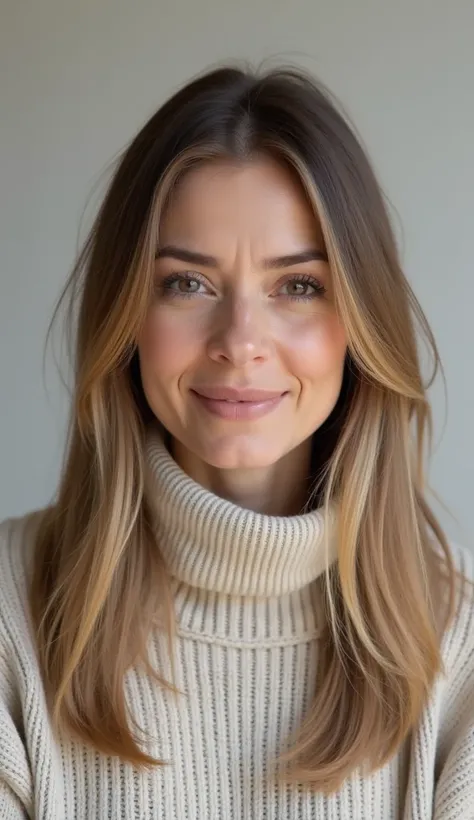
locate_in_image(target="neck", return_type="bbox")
[145,425,337,598]
[170,437,312,515]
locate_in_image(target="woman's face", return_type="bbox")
[138,157,347,472]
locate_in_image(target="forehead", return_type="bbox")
[159,157,324,251]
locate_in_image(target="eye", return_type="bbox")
[276,275,326,300]
[160,272,212,298]
[168,277,202,294]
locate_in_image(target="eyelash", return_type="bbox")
[159,272,327,301]
[160,271,209,300]
[282,274,327,301]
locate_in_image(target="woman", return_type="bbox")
[0,66,472,820]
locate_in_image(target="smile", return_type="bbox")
[190,388,287,420]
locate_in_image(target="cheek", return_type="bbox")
[283,314,347,381]
[138,310,203,383]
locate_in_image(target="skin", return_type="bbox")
[138,157,347,515]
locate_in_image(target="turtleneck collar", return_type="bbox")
[145,427,337,599]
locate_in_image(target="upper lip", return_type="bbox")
[192,387,286,402]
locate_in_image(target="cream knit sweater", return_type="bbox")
[0,430,473,819]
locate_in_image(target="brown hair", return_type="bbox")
[31,65,460,793]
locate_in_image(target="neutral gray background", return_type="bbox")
[1,0,472,547]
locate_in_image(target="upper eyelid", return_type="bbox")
[280,272,322,282]
[160,270,210,285]
[274,273,327,289]
[159,270,324,280]
[161,269,208,282]
[160,270,214,295]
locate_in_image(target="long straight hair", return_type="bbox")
[31,65,460,793]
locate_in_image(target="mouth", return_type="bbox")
[190,387,288,421]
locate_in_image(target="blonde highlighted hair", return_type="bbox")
[31,65,460,793]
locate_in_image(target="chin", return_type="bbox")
[198,435,282,471]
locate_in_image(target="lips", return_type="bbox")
[190,387,287,420]
[191,387,285,402]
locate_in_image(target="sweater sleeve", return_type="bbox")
[0,781,28,820]
[0,671,33,820]
[0,643,34,820]
[433,546,474,819]
[0,519,36,820]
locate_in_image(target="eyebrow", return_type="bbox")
[155,245,328,268]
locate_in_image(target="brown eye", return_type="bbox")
[175,278,201,293]
[276,276,326,300]
[284,281,313,296]
[161,272,211,297]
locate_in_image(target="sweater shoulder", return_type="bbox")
[447,538,474,579]
[440,541,474,680]
[0,510,47,701]
[0,514,46,818]
[0,510,44,571]
[0,511,44,649]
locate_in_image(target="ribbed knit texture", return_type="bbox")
[0,431,473,818]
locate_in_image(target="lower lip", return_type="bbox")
[191,392,286,420]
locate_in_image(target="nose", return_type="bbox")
[206,294,272,367]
